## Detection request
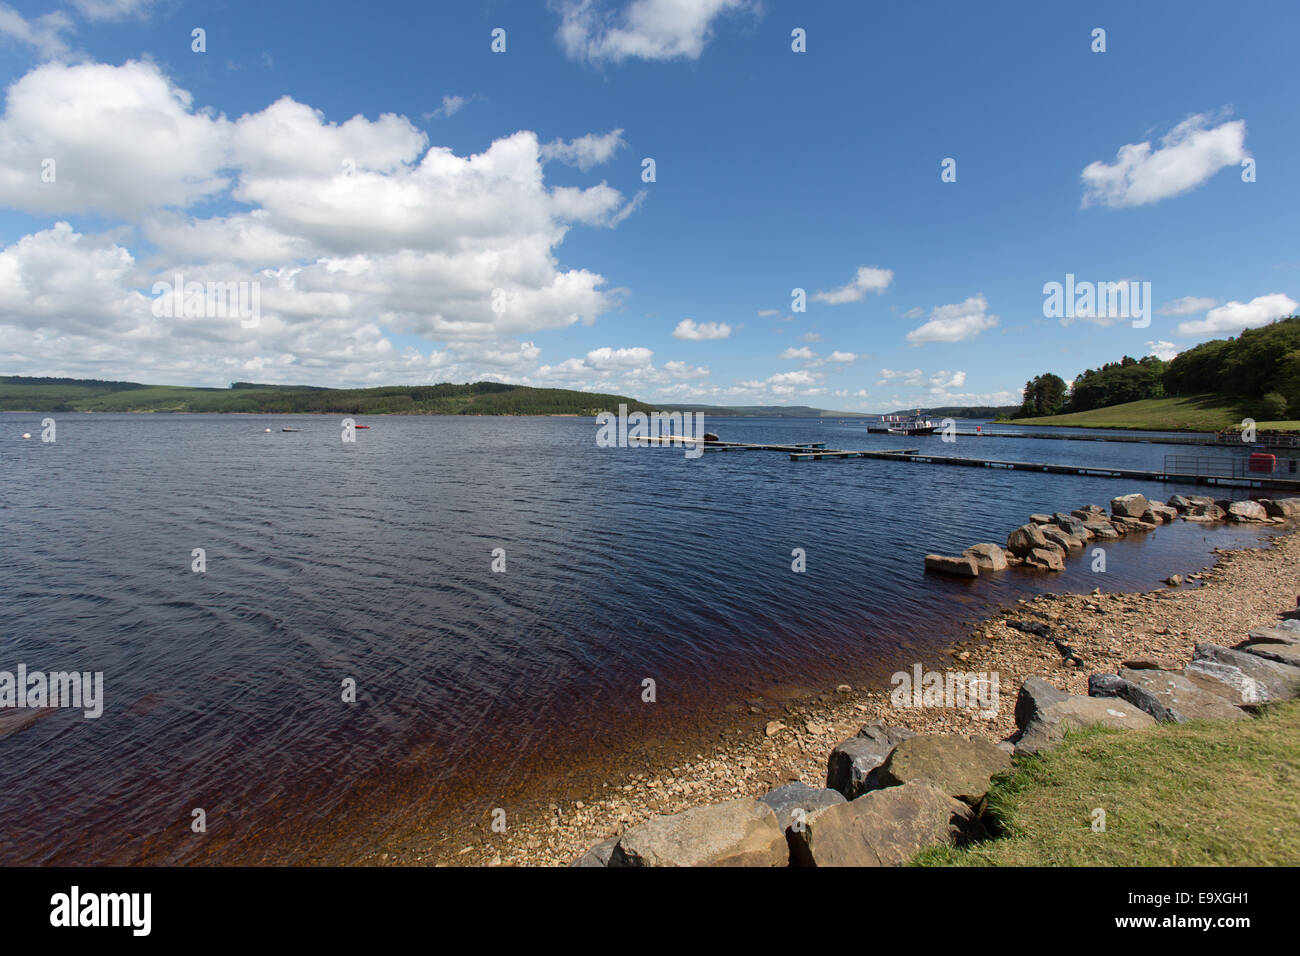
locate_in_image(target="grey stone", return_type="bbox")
[1013,695,1156,756]
[924,553,979,578]
[1007,523,1047,557]
[1242,642,1300,668]
[1261,497,1300,518]
[963,543,1008,571]
[1014,675,1070,729]
[1111,493,1151,519]
[1118,668,1250,722]
[1053,513,1087,536]
[1244,626,1300,646]
[570,837,618,867]
[1088,673,1179,723]
[826,723,914,798]
[872,734,1012,805]
[759,782,846,833]
[1187,643,1300,703]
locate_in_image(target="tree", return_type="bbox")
[1259,391,1288,421]
[1016,373,1068,418]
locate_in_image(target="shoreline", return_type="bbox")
[418,521,1298,867]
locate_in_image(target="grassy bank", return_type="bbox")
[1001,394,1300,432]
[916,700,1300,866]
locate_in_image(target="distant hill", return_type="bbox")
[657,403,872,418]
[886,405,1019,419]
[0,377,652,416]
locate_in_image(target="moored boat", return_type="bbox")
[867,411,936,435]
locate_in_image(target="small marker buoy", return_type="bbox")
[22,433,31,439]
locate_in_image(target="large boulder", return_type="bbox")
[1112,516,1156,533]
[1224,500,1268,522]
[759,782,845,833]
[871,735,1012,805]
[1261,497,1300,518]
[1186,643,1300,703]
[963,543,1008,571]
[1084,520,1120,540]
[1041,526,1083,551]
[1091,669,1248,723]
[1007,523,1047,557]
[1242,642,1300,668]
[1029,514,1054,525]
[1244,625,1300,647]
[608,798,788,867]
[924,554,979,578]
[1014,676,1071,730]
[788,780,985,867]
[826,724,916,799]
[1025,547,1064,571]
[1148,503,1179,523]
[1012,695,1156,756]
[1053,513,1087,536]
[1111,493,1151,519]
[1168,493,1216,512]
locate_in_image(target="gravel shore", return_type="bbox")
[407,524,1298,867]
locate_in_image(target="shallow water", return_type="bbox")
[0,413,1277,863]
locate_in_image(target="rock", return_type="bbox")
[1025,547,1064,571]
[1014,676,1071,729]
[702,432,719,442]
[1041,526,1083,551]
[1084,519,1119,539]
[1029,514,1054,525]
[1113,515,1156,532]
[1053,513,1087,536]
[1224,500,1268,522]
[1165,574,1182,587]
[759,782,846,833]
[1261,497,1300,518]
[1244,626,1300,647]
[765,720,786,737]
[1088,673,1177,722]
[872,735,1012,805]
[1121,659,1169,670]
[1111,493,1151,519]
[1186,643,1300,703]
[570,837,618,867]
[1115,668,1250,722]
[962,543,1007,571]
[924,554,979,578]
[1012,695,1156,756]
[1149,503,1179,523]
[609,799,788,867]
[1241,642,1300,668]
[1007,619,1051,638]
[788,780,985,867]
[1007,523,1047,557]
[1168,493,1215,512]
[826,723,915,798]
[1076,504,1106,516]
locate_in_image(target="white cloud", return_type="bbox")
[929,370,966,389]
[780,346,814,360]
[828,351,856,363]
[801,332,821,342]
[1146,340,1180,361]
[757,308,779,317]
[813,265,893,305]
[1158,295,1217,316]
[906,295,998,344]
[0,60,646,386]
[70,0,154,20]
[540,128,626,171]
[424,94,471,120]
[878,368,923,387]
[673,318,731,340]
[554,0,750,64]
[1176,294,1297,336]
[585,345,654,369]
[1081,112,1248,209]
[0,4,73,59]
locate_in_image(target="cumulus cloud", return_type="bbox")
[877,368,923,387]
[801,332,821,343]
[929,370,966,389]
[424,94,471,120]
[906,295,998,344]
[0,60,646,385]
[672,318,731,340]
[70,0,154,20]
[828,351,856,363]
[1081,112,1248,209]
[780,346,814,360]
[1176,294,1297,336]
[554,0,750,64]
[1147,340,1180,361]
[1158,295,1217,316]
[813,265,893,305]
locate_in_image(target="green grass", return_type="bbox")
[1001,395,1249,432]
[915,700,1300,866]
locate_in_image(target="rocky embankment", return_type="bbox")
[561,496,1300,867]
[925,492,1293,577]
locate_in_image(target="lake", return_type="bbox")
[0,413,1276,863]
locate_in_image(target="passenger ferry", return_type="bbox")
[867,411,937,435]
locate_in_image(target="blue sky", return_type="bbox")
[0,0,1296,411]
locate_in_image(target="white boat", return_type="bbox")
[868,411,936,435]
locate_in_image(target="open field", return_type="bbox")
[1003,395,1253,432]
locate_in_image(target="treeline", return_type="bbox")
[0,378,652,416]
[1014,316,1300,419]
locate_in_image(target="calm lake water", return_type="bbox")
[0,413,1279,864]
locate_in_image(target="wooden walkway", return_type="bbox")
[949,430,1295,448]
